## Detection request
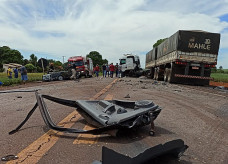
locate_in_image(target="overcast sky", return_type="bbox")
[0,0,228,68]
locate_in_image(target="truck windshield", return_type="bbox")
[75,61,83,66]
[120,59,126,65]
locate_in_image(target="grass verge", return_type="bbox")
[211,73,228,83]
[0,73,43,86]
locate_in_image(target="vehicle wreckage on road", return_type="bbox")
[1,90,189,163]
[1,90,161,136]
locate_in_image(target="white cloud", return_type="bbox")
[0,0,228,68]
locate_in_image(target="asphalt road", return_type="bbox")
[0,77,227,164]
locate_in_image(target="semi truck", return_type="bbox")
[68,56,93,77]
[119,54,144,77]
[145,30,220,85]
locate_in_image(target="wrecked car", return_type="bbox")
[42,71,72,81]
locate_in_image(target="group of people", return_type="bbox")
[7,66,28,83]
[94,63,122,78]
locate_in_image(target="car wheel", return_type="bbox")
[58,75,64,81]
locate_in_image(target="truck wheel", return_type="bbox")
[167,69,172,83]
[129,70,133,77]
[58,75,64,81]
[164,68,169,82]
[154,70,158,80]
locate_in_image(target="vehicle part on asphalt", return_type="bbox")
[92,139,188,164]
[0,90,161,136]
[124,94,130,98]
[1,155,18,161]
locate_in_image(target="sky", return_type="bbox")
[0,0,228,68]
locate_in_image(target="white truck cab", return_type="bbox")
[120,54,140,72]
[119,54,141,76]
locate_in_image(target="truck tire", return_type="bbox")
[154,69,159,80]
[164,68,169,82]
[167,69,172,83]
[58,75,64,81]
[129,70,134,77]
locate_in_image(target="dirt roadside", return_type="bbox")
[0,77,227,164]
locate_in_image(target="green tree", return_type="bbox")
[23,59,29,65]
[0,46,24,67]
[29,54,38,66]
[25,64,36,73]
[54,61,62,67]
[153,38,167,48]
[86,51,108,66]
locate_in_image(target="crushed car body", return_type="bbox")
[0,90,161,136]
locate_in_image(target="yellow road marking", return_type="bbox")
[7,79,117,164]
[7,111,81,164]
[73,94,114,145]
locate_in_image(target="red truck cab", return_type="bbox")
[68,56,93,77]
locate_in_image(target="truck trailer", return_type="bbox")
[145,30,220,85]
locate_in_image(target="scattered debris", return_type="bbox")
[161,82,167,85]
[124,94,131,98]
[152,81,158,85]
[141,86,147,89]
[139,76,147,79]
[92,139,188,164]
[124,80,131,82]
[214,86,227,91]
[1,155,18,161]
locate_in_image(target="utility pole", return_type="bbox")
[62,56,66,64]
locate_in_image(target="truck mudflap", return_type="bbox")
[175,74,213,80]
[92,139,188,164]
[1,90,161,136]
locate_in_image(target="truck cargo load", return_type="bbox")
[145,30,221,85]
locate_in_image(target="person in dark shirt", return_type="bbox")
[106,64,110,77]
[115,63,119,77]
[20,66,28,84]
[102,64,106,78]
[14,67,18,78]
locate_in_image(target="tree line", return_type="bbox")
[0,46,108,73]
[0,46,63,73]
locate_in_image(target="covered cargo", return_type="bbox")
[157,30,220,58]
[145,30,221,85]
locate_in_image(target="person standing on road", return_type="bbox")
[118,64,122,78]
[70,62,77,80]
[20,66,28,84]
[106,64,110,77]
[14,67,19,78]
[109,63,115,78]
[7,67,12,79]
[115,63,119,77]
[102,64,106,78]
[94,64,100,78]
